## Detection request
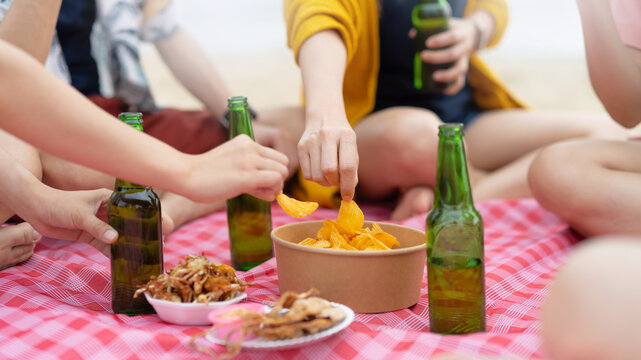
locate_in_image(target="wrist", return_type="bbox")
[305,100,347,124]
[470,18,484,51]
[8,169,48,217]
[305,109,349,128]
[468,11,493,51]
[165,153,196,197]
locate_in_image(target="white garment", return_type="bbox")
[0,0,180,112]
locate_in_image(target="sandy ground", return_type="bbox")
[139,0,607,114]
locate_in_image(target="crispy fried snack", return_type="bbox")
[299,200,401,251]
[191,289,346,359]
[276,193,319,218]
[134,255,252,303]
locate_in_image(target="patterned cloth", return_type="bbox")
[0,199,578,359]
[0,0,180,112]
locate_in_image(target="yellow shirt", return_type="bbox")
[284,0,525,207]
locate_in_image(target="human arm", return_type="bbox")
[577,0,641,128]
[0,147,117,255]
[155,28,298,173]
[154,28,230,120]
[0,0,61,63]
[297,30,358,201]
[0,40,288,203]
[418,1,505,94]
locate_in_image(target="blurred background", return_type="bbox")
[140,0,606,113]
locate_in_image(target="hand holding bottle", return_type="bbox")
[23,188,117,256]
[185,135,289,203]
[416,18,477,95]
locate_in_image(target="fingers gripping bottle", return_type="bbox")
[109,112,164,315]
[412,0,453,93]
[426,123,486,334]
[225,96,274,270]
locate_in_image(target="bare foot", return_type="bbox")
[161,192,225,231]
[390,186,434,221]
[0,222,40,270]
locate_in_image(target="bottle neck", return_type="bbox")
[228,103,254,140]
[114,178,147,191]
[433,132,474,208]
[115,112,148,191]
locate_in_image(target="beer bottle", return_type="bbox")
[225,96,273,270]
[412,0,453,93]
[109,112,164,315]
[426,123,485,334]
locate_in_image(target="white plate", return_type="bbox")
[146,292,248,326]
[205,302,355,351]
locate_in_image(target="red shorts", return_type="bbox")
[89,96,228,154]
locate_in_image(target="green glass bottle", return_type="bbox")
[426,123,485,334]
[109,112,164,315]
[225,96,273,270]
[412,0,453,93]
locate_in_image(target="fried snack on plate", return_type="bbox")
[276,193,319,217]
[298,200,400,251]
[134,254,252,303]
[191,289,346,359]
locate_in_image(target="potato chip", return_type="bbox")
[336,200,364,234]
[329,226,358,250]
[299,237,318,246]
[297,200,399,251]
[277,193,319,218]
[309,239,331,248]
[373,232,400,248]
[316,220,336,242]
[366,235,391,251]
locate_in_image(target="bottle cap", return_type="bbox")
[438,123,464,135]
[118,112,144,131]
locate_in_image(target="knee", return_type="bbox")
[543,238,641,360]
[527,141,587,218]
[383,108,441,174]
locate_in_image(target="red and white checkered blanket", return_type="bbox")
[0,199,578,359]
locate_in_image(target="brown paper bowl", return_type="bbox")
[272,221,426,313]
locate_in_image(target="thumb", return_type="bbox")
[80,214,119,244]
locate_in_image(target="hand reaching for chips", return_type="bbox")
[299,200,400,251]
[277,193,319,217]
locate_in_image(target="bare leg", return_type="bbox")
[40,152,113,191]
[465,110,626,170]
[544,238,641,360]
[0,130,42,269]
[529,139,641,236]
[0,130,42,222]
[356,108,627,221]
[160,192,224,230]
[355,107,440,198]
[467,110,628,201]
[354,107,485,220]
